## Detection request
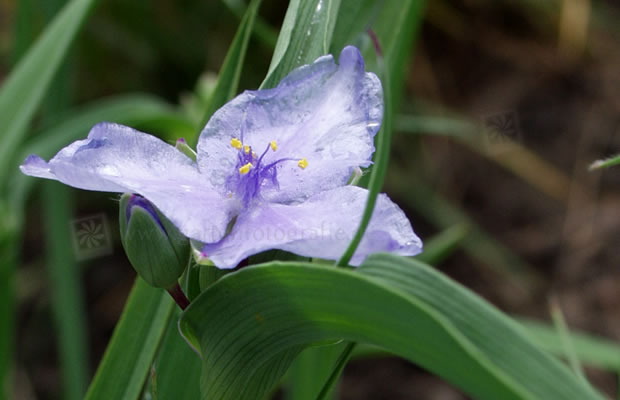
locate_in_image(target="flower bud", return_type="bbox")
[119,193,190,288]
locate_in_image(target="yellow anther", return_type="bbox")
[252,151,257,158]
[230,138,243,149]
[297,158,308,170]
[244,145,250,154]
[238,162,253,175]
[270,140,277,151]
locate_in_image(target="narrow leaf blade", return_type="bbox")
[85,279,174,400]
[180,259,603,400]
[0,0,100,180]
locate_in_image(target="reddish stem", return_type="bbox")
[167,283,190,310]
[367,28,383,58]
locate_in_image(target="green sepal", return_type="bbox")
[174,138,197,162]
[119,193,190,288]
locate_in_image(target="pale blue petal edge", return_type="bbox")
[20,122,234,243]
[203,185,421,268]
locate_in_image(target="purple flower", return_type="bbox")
[20,46,422,268]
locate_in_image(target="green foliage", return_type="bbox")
[285,343,346,400]
[195,0,263,140]
[148,309,202,400]
[0,0,100,396]
[0,0,100,182]
[260,0,341,89]
[85,279,174,400]
[180,255,603,400]
[5,0,619,399]
[589,153,620,170]
[42,183,89,400]
[520,319,620,371]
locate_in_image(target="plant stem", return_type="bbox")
[315,342,356,400]
[167,283,190,310]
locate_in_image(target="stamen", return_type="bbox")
[270,141,277,151]
[244,145,251,154]
[297,158,308,169]
[231,138,243,150]
[239,162,253,175]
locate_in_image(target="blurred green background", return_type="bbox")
[2,0,620,399]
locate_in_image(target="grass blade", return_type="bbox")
[147,309,201,400]
[0,0,100,181]
[260,0,341,89]
[589,154,620,170]
[196,0,263,138]
[314,342,354,400]
[352,318,620,373]
[519,319,620,371]
[285,344,346,400]
[42,183,89,400]
[221,0,278,48]
[0,229,18,399]
[549,299,587,381]
[4,1,92,396]
[85,278,174,400]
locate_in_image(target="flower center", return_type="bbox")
[225,137,308,206]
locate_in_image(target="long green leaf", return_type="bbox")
[42,183,89,400]
[359,254,602,399]
[375,0,426,112]
[180,256,603,400]
[337,0,425,264]
[330,0,427,111]
[196,0,262,138]
[3,1,93,396]
[550,300,586,381]
[220,0,278,51]
[351,317,620,373]
[147,309,201,400]
[0,0,100,181]
[520,319,620,371]
[329,0,379,53]
[85,278,174,400]
[8,94,190,399]
[285,344,346,400]
[0,230,17,399]
[326,1,427,392]
[260,0,341,89]
[37,2,90,397]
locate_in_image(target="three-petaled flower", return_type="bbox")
[20,46,422,268]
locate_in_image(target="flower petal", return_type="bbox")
[203,186,421,268]
[197,46,383,202]
[20,122,233,243]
